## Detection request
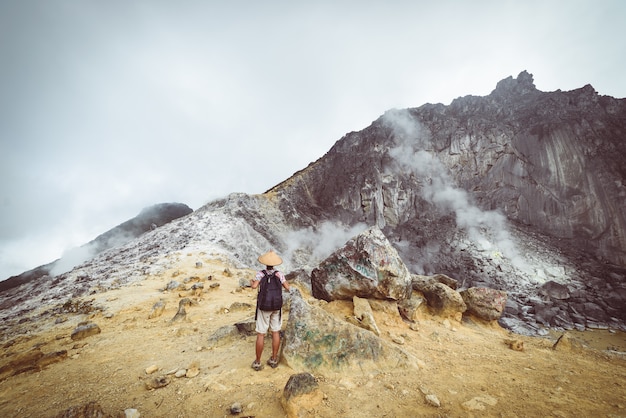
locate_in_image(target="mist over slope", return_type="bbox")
[1,71,625,337]
[0,203,192,291]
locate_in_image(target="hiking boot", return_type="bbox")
[267,357,279,368]
[251,360,263,371]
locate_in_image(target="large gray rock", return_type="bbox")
[310,227,412,302]
[281,290,418,373]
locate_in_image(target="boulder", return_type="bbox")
[281,372,323,418]
[170,298,193,322]
[281,290,418,373]
[460,287,507,321]
[311,227,412,302]
[398,293,426,322]
[412,273,459,292]
[539,281,570,300]
[413,277,466,320]
[207,325,241,347]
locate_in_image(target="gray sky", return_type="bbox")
[1,0,625,280]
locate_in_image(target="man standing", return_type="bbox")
[251,250,290,371]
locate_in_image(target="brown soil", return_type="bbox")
[1,254,625,417]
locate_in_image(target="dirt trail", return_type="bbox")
[1,254,625,417]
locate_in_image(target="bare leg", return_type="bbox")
[255,333,265,362]
[271,331,281,360]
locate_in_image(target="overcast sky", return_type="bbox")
[1,0,625,280]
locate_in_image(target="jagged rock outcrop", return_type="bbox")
[311,226,412,302]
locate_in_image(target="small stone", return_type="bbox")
[230,402,242,414]
[145,376,171,390]
[148,301,166,319]
[175,369,187,378]
[425,394,441,407]
[145,365,158,374]
[70,322,101,341]
[186,367,200,378]
[391,334,405,345]
[124,408,140,418]
[505,339,525,351]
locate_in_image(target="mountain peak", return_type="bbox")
[491,70,537,96]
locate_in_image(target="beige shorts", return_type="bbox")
[256,309,282,334]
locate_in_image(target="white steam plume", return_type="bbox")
[49,229,138,276]
[49,244,98,276]
[383,109,523,267]
[282,221,368,267]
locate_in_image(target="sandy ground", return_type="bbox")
[1,253,626,418]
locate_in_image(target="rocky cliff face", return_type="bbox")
[267,71,626,334]
[270,71,626,267]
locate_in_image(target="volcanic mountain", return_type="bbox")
[1,71,625,337]
[2,71,626,418]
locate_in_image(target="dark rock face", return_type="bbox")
[269,71,626,267]
[267,71,626,333]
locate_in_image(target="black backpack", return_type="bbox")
[256,270,283,312]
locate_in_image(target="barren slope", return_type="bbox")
[1,253,625,417]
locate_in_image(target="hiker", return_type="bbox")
[251,250,290,371]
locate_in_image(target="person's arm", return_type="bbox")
[279,271,290,291]
[251,271,262,289]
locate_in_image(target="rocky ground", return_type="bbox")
[1,253,625,418]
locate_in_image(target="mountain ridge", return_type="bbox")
[2,71,625,337]
[0,202,192,292]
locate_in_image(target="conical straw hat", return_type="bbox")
[258,250,283,266]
